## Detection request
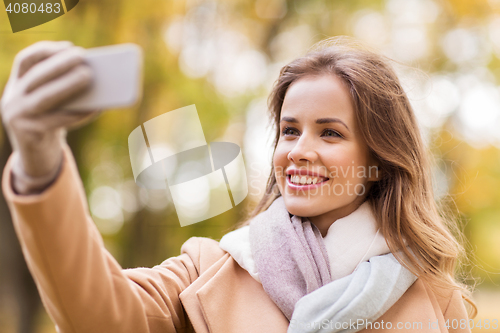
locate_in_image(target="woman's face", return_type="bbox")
[274,74,379,226]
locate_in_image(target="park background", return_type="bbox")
[1,0,500,332]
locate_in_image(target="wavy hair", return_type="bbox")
[240,37,476,316]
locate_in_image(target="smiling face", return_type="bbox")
[273,74,380,234]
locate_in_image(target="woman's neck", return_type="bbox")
[307,196,367,237]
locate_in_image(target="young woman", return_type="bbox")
[1,39,475,333]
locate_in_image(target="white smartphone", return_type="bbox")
[63,43,143,111]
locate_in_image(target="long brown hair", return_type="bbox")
[241,36,476,316]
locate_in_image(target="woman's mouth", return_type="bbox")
[286,174,329,190]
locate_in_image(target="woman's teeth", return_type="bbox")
[289,175,326,185]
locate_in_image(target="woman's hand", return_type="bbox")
[1,41,99,194]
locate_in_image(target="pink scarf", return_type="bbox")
[249,197,332,320]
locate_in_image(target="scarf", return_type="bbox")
[219,196,416,329]
[248,197,332,320]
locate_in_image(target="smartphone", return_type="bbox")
[63,43,143,111]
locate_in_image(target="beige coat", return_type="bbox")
[2,146,470,333]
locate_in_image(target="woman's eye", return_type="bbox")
[282,127,299,136]
[322,129,342,138]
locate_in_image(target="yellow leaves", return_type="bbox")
[442,0,495,18]
[435,127,500,283]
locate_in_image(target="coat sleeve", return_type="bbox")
[1,144,202,333]
[443,290,471,333]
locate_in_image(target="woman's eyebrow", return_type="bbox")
[316,117,350,131]
[280,116,298,123]
[280,116,350,132]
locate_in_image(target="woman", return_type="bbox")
[1,39,474,333]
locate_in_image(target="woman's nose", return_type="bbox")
[287,135,318,164]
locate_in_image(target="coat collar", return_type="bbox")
[179,254,289,333]
[363,279,451,333]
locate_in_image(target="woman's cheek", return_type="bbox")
[272,153,286,192]
[273,145,289,177]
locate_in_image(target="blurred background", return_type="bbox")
[0,0,499,332]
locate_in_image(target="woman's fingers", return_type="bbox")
[21,47,86,94]
[13,41,73,79]
[27,64,93,115]
[21,110,100,133]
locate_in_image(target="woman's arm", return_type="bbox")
[1,41,199,333]
[2,144,199,333]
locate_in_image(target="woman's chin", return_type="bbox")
[282,195,327,218]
